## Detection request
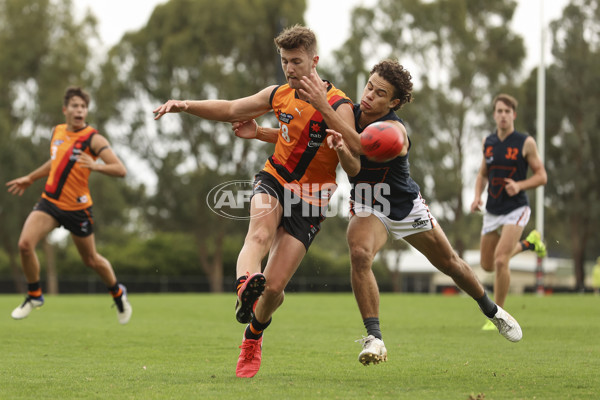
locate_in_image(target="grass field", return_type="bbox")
[0,293,598,399]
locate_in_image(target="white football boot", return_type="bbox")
[489,306,522,342]
[357,335,388,366]
[115,284,132,324]
[11,296,45,320]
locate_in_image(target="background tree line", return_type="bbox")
[0,0,598,293]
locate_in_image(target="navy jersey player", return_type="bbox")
[471,93,547,331]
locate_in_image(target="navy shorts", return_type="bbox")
[34,198,94,237]
[253,171,325,250]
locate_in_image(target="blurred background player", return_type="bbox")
[470,93,547,330]
[154,25,356,378]
[6,87,132,325]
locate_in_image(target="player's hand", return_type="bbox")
[77,152,96,170]
[153,100,189,120]
[298,70,329,111]
[326,129,344,151]
[504,178,521,197]
[470,198,483,213]
[233,120,258,139]
[6,176,33,196]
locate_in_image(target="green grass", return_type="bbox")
[0,293,598,399]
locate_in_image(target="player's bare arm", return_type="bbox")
[6,160,52,196]
[232,120,278,143]
[504,137,547,196]
[77,135,126,177]
[470,138,489,212]
[298,71,361,154]
[153,86,276,123]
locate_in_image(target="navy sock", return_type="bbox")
[363,317,382,340]
[475,292,498,318]
[521,240,534,252]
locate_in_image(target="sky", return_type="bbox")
[77,0,570,75]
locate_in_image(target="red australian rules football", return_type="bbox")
[360,121,404,163]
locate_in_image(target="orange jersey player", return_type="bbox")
[263,82,350,207]
[42,123,98,210]
[6,87,132,325]
[154,25,357,378]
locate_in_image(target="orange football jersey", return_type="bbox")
[42,124,98,210]
[263,82,351,205]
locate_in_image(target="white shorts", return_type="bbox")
[481,205,531,235]
[350,194,437,240]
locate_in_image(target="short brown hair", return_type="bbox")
[492,93,518,112]
[274,24,317,55]
[370,60,413,111]
[63,87,90,107]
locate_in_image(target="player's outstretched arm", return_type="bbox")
[5,160,52,196]
[153,86,276,124]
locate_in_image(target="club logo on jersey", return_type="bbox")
[278,112,294,124]
[77,195,89,203]
[485,146,494,163]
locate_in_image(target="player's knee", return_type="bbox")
[82,254,101,270]
[245,227,273,249]
[480,261,495,272]
[349,246,374,270]
[17,239,35,256]
[493,256,510,271]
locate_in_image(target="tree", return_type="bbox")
[521,0,600,290]
[0,0,98,292]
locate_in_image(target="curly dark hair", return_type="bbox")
[370,60,413,111]
[274,24,317,55]
[63,87,90,107]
